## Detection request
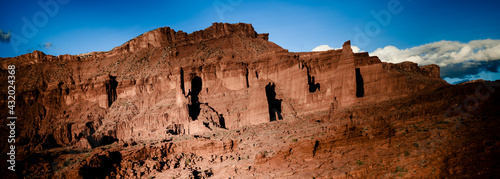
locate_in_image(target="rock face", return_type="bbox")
[2,23,497,178]
[109,23,266,55]
[1,23,443,147]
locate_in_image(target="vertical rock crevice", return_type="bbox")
[306,66,320,93]
[356,68,364,97]
[265,82,283,122]
[180,67,186,95]
[188,76,202,121]
[245,68,249,88]
[219,114,226,129]
[105,75,118,107]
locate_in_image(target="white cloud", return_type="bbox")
[312,45,334,52]
[371,39,500,83]
[41,42,53,49]
[351,46,361,53]
[371,39,500,67]
[312,44,362,53]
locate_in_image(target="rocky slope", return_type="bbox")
[1,23,498,178]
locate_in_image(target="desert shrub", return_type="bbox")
[356,160,364,166]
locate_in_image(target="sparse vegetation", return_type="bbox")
[356,160,364,166]
[436,120,449,124]
[396,142,404,147]
[83,152,92,160]
[412,142,419,148]
[395,166,407,173]
[260,150,269,157]
[420,160,428,168]
[63,159,73,167]
[404,150,410,156]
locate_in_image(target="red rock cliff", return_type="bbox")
[0,22,447,158]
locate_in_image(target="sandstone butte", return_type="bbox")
[0,23,499,178]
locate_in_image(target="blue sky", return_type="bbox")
[1,0,500,83]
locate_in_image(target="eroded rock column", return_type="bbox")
[338,41,356,107]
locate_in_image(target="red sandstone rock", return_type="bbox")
[0,23,497,178]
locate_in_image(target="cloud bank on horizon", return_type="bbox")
[371,39,500,66]
[312,39,500,84]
